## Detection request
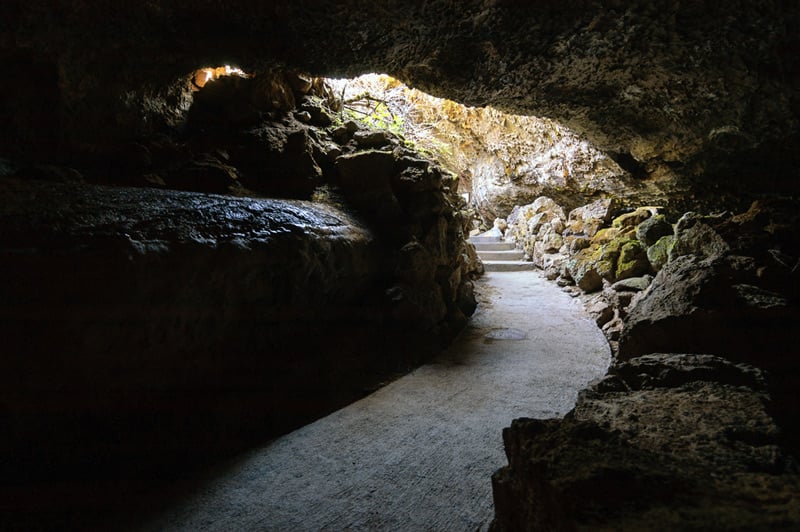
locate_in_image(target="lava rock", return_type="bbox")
[566,198,618,238]
[491,353,800,531]
[636,214,673,246]
[669,212,730,262]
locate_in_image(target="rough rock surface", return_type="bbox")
[0,176,471,488]
[2,1,799,210]
[492,354,800,531]
[494,198,800,528]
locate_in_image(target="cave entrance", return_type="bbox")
[191,64,250,90]
[324,73,628,228]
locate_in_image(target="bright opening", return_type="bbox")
[192,65,251,90]
[324,73,626,222]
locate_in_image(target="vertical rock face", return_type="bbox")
[0,175,476,481]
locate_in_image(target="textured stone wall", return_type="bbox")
[2,1,798,206]
[0,176,474,480]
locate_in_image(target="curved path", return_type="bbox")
[144,272,610,531]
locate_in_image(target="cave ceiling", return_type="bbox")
[2,0,799,195]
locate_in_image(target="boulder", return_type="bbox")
[610,206,656,229]
[636,214,673,246]
[669,212,730,261]
[491,354,800,531]
[646,235,674,271]
[615,239,650,280]
[566,198,618,237]
[618,255,799,368]
[566,248,605,293]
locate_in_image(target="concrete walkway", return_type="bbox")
[143,272,610,531]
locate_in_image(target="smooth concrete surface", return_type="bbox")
[143,271,610,531]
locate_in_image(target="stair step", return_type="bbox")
[478,250,526,261]
[482,260,536,272]
[468,235,502,243]
[471,242,516,251]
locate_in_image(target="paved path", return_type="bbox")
[143,272,610,531]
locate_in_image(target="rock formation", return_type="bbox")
[3,2,799,211]
[493,197,800,528]
[1,0,799,528]
[0,68,482,502]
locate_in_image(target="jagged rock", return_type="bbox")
[491,354,800,531]
[618,254,799,368]
[636,214,673,246]
[566,198,618,237]
[669,212,730,261]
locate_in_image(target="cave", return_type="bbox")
[1,1,799,530]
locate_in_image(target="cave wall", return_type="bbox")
[0,179,389,472]
[2,0,799,206]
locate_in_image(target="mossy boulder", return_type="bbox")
[567,247,604,292]
[647,235,675,272]
[616,239,650,280]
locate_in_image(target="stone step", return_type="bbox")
[468,235,502,243]
[478,250,526,261]
[471,241,516,251]
[482,260,536,272]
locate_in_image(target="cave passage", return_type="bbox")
[141,271,610,531]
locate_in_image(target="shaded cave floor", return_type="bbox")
[136,272,610,531]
